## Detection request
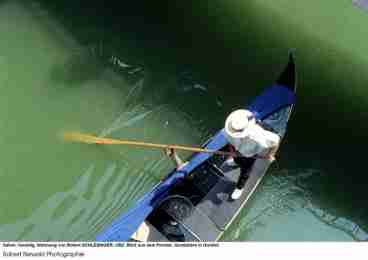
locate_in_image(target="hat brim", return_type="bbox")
[225,113,255,139]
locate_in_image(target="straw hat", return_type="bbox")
[225,109,255,139]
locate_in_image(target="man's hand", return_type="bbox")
[266,143,279,163]
[262,146,278,162]
[266,154,276,163]
[228,144,237,158]
[165,147,175,158]
[164,147,186,169]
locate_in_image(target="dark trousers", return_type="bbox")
[233,156,256,189]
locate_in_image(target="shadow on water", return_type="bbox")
[34,0,228,131]
[27,0,368,238]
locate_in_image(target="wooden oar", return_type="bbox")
[62,131,232,156]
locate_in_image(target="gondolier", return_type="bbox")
[224,109,280,200]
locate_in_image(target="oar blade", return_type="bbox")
[62,131,100,144]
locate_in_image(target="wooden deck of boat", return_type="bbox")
[182,158,271,241]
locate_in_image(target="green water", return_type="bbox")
[0,1,214,240]
[0,1,366,241]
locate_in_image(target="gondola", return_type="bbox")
[96,52,297,242]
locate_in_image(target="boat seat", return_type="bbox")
[131,222,151,242]
[145,222,169,242]
[189,162,224,196]
[196,159,271,231]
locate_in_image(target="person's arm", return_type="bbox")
[165,148,185,169]
[265,143,279,162]
[262,128,280,162]
[228,144,237,158]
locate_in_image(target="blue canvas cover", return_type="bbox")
[96,84,295,241]
[248,84,296,120]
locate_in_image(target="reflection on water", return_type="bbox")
[0,0,206,241]
[353,0,368,10]
[308,206,368,241]
[0,159,166,240]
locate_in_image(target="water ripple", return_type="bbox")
[223,168,368,241]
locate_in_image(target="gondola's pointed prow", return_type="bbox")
[276,50,296,91]
[247,51,297,121]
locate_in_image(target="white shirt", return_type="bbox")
[225,122,280,158]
